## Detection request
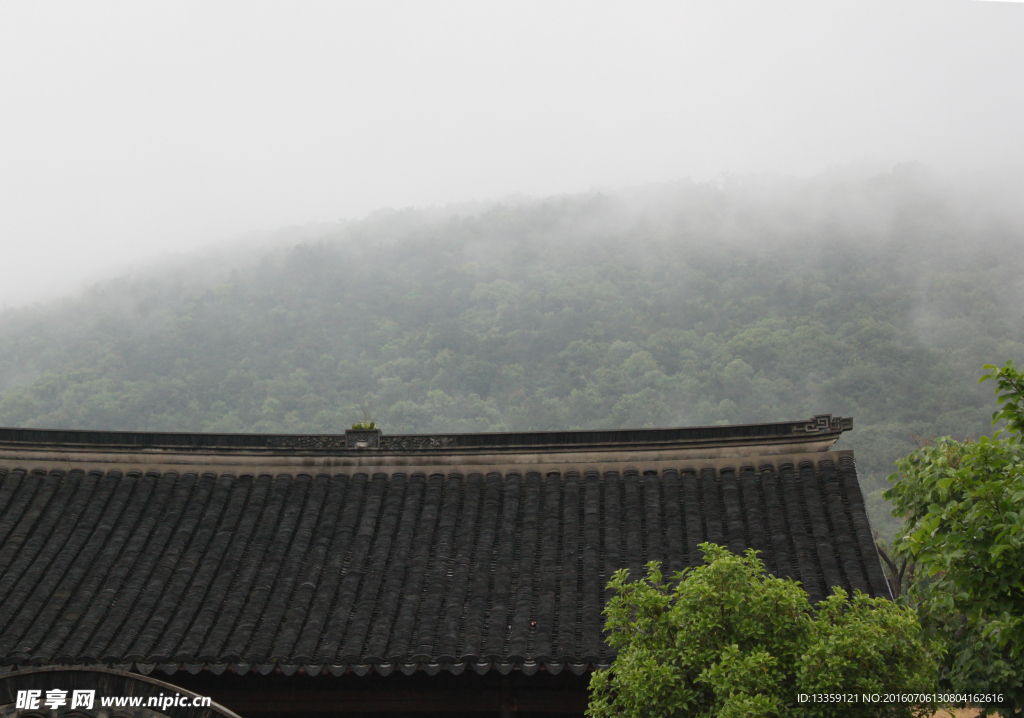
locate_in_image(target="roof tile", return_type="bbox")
[0,459,888,673]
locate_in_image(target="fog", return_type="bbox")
[2,0,1023,307]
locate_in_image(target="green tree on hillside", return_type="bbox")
[884,361,1024,716]
[586,544,936,718]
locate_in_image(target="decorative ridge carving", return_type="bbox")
[791,414,853,435]
[2,416,855,452]
[345,429,381,449]
[265,431,460,450]
[379,435,456,450]
[266,435,346,449]
[267,429,382,450]
[263,417,849,451]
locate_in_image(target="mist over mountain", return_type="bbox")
[1,164,1022,536]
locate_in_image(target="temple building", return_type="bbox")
[0,415,887,717]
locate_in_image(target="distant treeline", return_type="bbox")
[1,164,1022,537]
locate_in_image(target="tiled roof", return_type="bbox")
[0,436,887,677]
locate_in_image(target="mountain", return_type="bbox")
[2,164,1022,537]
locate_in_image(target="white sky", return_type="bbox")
[1,1,1023,307]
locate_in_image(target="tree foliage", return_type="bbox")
[981,360,1024,438]
[884,362,1024,715]
[587,544,937,718]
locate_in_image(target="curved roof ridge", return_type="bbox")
[0,414,852,454]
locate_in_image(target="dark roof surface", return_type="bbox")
[0,454,886,677]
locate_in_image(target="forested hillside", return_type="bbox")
[2,164,1022,536]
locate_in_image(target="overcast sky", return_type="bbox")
[1,1,1023,307]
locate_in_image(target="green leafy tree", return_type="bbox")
[884,360,1024,716]
[587,544,936,718]
[981,360,1024,437]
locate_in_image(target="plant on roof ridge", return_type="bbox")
[350,405,378,431]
